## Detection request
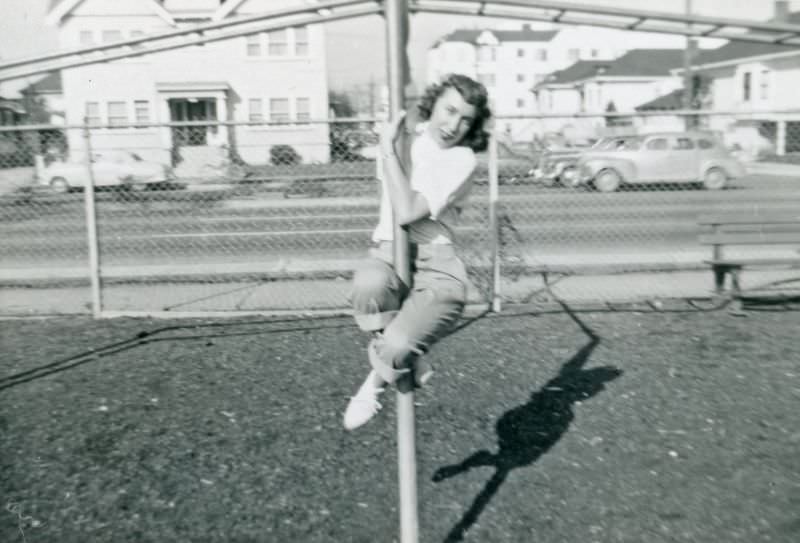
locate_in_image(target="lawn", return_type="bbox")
[1,304,799,542]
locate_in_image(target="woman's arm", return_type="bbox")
[381,145,430,226]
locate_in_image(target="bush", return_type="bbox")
[269,144,301,166]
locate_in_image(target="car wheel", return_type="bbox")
[703,167,727,190]
[594,169,621,193]
[50,177,70,194]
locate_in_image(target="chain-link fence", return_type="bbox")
[2,111,800,316]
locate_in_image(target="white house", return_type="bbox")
[676,4,800,156]
[426,23,685,141]
[533,49,684,140]
[46,0,330,167]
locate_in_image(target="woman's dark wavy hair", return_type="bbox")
[416,73,492,152]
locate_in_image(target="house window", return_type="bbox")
[134,101,150,125]
[294,26,309,56]
[268,30,288,56]
[246,34,261,56]
[590,49,599,59]
[760,69,770,100]
[517,48,524,58]
[102,30,124,44]
[107,101,127,127]
[537,49,547,62]
[296,98,310,122]
[742,71,752,101]
[516,98,525,108]
[478,46,495,62]
[85,102,101,125]
[568,48,579,62]
[646,138,668,150]
[270,98,289,122]
[248,99,263,122]
[517,74,525,83]
[79,30,94,46]
[674,137,694,150]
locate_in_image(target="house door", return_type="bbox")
[169,98,216,146]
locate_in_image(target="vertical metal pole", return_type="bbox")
[488,132,501,313]
[82,121,102,317]
[385,1,417,543]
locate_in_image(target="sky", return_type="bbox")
[2,0,800,95]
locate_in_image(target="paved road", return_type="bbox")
[2,174,799,273]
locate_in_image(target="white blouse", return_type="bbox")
[372,122,477,245]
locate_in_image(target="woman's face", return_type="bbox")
[427,86,477,149]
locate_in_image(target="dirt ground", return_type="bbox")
[1,303,799,542]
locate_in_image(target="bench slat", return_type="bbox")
[698,232,800,245]
[704,258,800,267]
[698,214,800,226]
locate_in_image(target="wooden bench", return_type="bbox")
[698,213,800,308]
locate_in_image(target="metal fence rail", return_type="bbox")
[2,111,800,316]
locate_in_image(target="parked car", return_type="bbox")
[40,150,176,193]
[535,141,602,188]
[575,132,745,192]
[474,141,538,184]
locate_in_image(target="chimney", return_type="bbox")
[774,0,790,22]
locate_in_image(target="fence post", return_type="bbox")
[82,121,103,318]
[776,120,787,157]
[488,131,501,313]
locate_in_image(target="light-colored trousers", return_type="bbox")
[350,241,468,378]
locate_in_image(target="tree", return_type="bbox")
[328,90,357,118]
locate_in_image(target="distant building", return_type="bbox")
[45,0,330,166]
[427,23,684,141]
[20,72,65,125]
[533,49,684,140]
[676,4,800,156]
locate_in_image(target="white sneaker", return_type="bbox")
[343,370,385,431]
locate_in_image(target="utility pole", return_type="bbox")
[683,0,696,127]
[368,75,376,117]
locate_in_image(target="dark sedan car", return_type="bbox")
[474,141,538,185]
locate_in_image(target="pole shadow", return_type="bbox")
[432,303,622,542]
[0,316,353,392]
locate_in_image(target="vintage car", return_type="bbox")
[40,150,176,193]
[576,132,746,192]
[535,138,609,187]
[474,141,538,185]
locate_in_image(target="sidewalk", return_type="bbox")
[745,160,800,176]
[3,262,798,316]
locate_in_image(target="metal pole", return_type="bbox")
[385,1,417,542]
[81,121,102,318]
[488,132,501,313]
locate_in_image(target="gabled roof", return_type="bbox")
[635,89,683,111]
[691,11,800,69]
[434,27,559,47]
[535,49,683,89]
[601,49,683,77]
[536,60,610,87]
[46,0,175,26]
[20,72,63,95]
